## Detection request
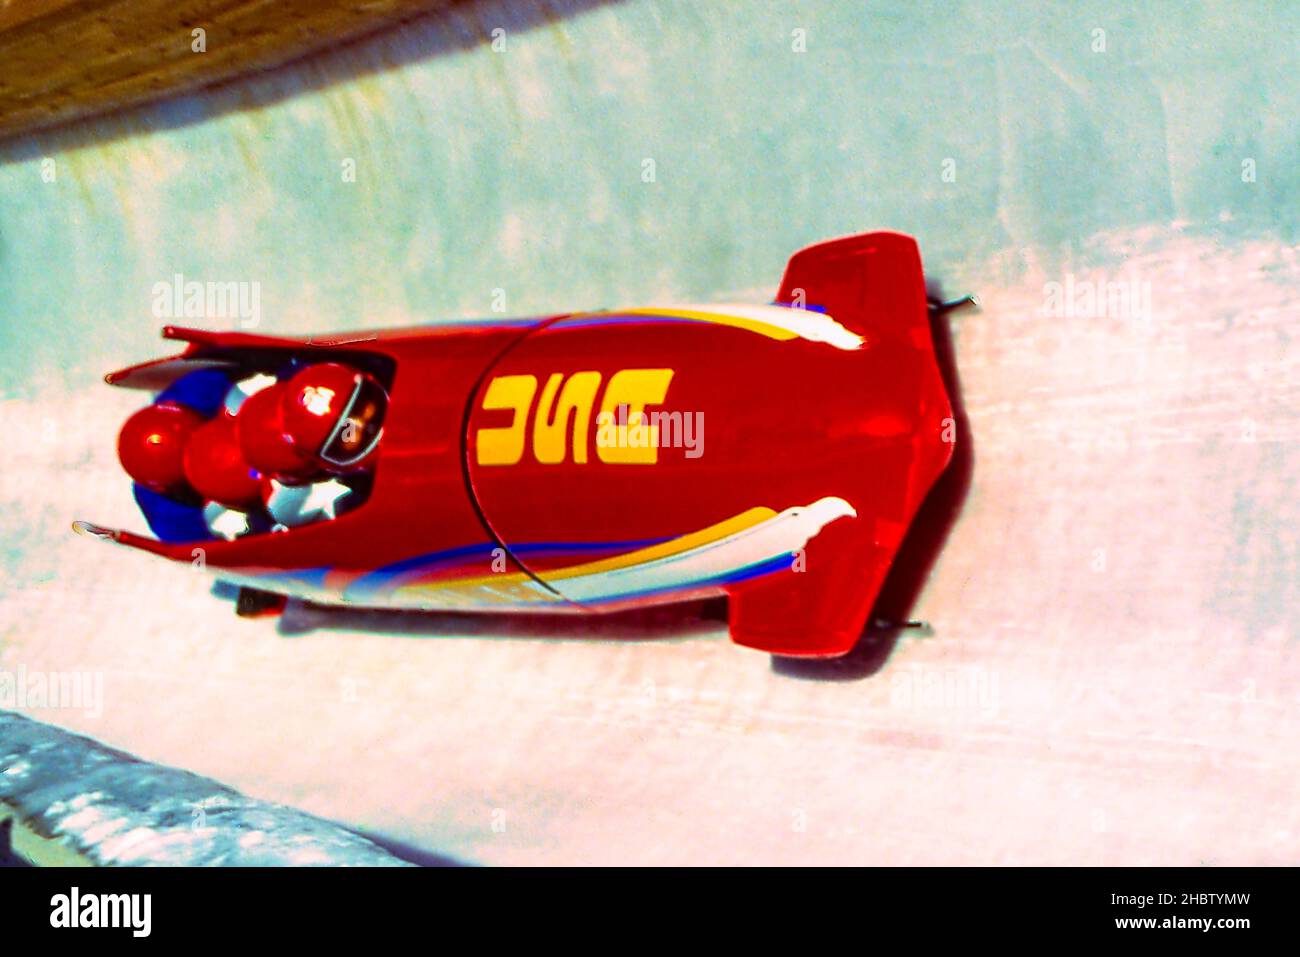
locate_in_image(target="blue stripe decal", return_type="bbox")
[256,542,791,605]
[549,316,704,332]
[256,567,333,590]
[551,306,830,334]
[344,543,498,599]
[579,553,796,606]
[770,301,828,314]
[342,538,671,600]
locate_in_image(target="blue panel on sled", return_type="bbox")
[133,484,213,543]
[156,368,232,418]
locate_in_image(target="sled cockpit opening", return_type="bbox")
[112,345,396,545]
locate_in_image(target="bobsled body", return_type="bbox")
[86,232,954,657]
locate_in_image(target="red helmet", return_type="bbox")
[236,382,315,482]
[280,363,387,472]
[117,402,204,492]
[183,415,263,509]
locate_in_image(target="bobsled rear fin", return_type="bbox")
[775,231,930,349]
[726,511,887,658]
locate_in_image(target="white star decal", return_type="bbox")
[301,479,351,520]
[265,479,352,526]
[204,503,251,541]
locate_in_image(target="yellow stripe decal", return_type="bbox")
[393,506,779,603]
[617,307,799,341]
[540,506,778,583]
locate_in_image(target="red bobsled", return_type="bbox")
[79,232,956,658]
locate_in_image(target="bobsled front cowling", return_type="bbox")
[96,320,569,611]
[86,232,955,658]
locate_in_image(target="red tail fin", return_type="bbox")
[728,233,953,658]
[776,231,932,351]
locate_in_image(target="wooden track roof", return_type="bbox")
[0,0,453,139]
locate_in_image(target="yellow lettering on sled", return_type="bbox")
[476,368,674,466]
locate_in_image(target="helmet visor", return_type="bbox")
[319,375,387,468]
